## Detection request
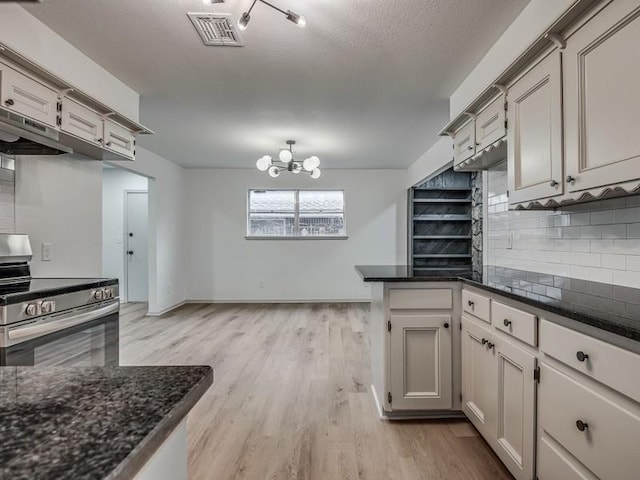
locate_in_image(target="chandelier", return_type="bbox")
[256,140,321,179]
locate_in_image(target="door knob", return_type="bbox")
[481,338,488,345]
[443,322,450,329]
[467,145,473,150]
[127,250,134,255]
[486,342,495,350]
[4,98,14,106]
[576,351,589,362]
[129,232,134,237]
[467,300,474,307]
[503,319,512,327]
[550,180,559,187]
[566,175,576,185]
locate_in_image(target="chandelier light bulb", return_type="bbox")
[268,166,280,178]
[256,155,271,171]
[292,162,302,174]
[279,149,293,163]
[303,156,320,171]
[310,168,321,179]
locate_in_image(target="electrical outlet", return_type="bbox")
[41,243,53,262]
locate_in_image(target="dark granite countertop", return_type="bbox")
[0,365,213,480]
[355,265,640,343]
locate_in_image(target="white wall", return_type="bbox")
[406,137,452,188]
[184,168,407,302]
[15,156,103,277]
[0,4,139,120]
[102,167,148,298]
[108,147,187,315]
[449,0,574,118]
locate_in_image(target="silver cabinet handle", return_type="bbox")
[8,302,119,341]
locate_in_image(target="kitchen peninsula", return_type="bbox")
[1,366,212,480]
[356,264,640,480]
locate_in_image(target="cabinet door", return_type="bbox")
[564,0,640,192]
[453,120,476,166]
[104,119,136,159]
[60,98,104,146]
[491,336,536,480]
[461,316,495,437]
[0,62,58,127]
[476,94,506,151]
[389,314,452,410]
[507,49,563,204]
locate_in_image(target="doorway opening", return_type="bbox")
[102,165,149,303]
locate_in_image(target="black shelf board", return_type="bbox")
[413,215,472,222]
[412,254,472,259]
[413,199,471,204]
[413,235,472,240]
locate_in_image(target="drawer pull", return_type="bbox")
[5,98,14,106]
[481,338,488,345]
[576,420,589,432]
[487,342,495,350]
[467,300,474,307]
[503,319,512,327]
[576,351,589,362]
[443,322,449,329]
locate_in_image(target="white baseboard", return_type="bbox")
[370,384,388,420]
[146,301,187,317]
[185,298,371,304]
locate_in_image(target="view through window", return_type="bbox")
[248,190,346,237]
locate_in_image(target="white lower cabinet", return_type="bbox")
[492,335,536,480]
[389,313,452,410]
[462,313,536,480]
[461,316,495,437]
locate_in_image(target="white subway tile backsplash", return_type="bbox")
[487,165,640,289]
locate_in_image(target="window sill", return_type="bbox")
[245,235,349,240]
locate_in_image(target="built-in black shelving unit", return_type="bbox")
[409,167,473,277]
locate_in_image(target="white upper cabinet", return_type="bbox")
[389,313,452,411]
[104,119,136,160]
[563,0,640,193]
[507,49,563,205]
[0,62,58,128]
[60,98,104,146]
[475,94,506,152]
[452,120,476,167]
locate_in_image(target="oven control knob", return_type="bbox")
[93,289,104,301]
[41,301,56,314]
[106,288,114,299]
[25,303,38,316]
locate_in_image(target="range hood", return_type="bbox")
[0,109,72,156]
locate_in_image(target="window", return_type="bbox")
[248,190,346,238]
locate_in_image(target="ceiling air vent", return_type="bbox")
[187,13,243,47]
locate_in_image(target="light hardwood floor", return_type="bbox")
[119,302,512,480]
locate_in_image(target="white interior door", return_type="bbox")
[125,191,148,302]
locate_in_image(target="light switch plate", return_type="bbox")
[41,243,53,262]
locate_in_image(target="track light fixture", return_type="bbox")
[238,0,306,31]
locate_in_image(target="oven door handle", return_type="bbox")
[8,302,120,341]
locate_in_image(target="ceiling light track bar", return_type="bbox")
[237,0,306,31]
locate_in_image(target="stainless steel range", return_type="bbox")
[0,234,119,366]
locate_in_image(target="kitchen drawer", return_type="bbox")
[540,319,640,404]
[475,94,506,152]
[538,363,640,480]
[492,301,537,347]
[538,434,597,480]
[388,289,452,310]
[462,289,490,323]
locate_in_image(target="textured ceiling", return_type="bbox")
[24,0,529,169]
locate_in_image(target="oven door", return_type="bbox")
[0,302,119,366]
